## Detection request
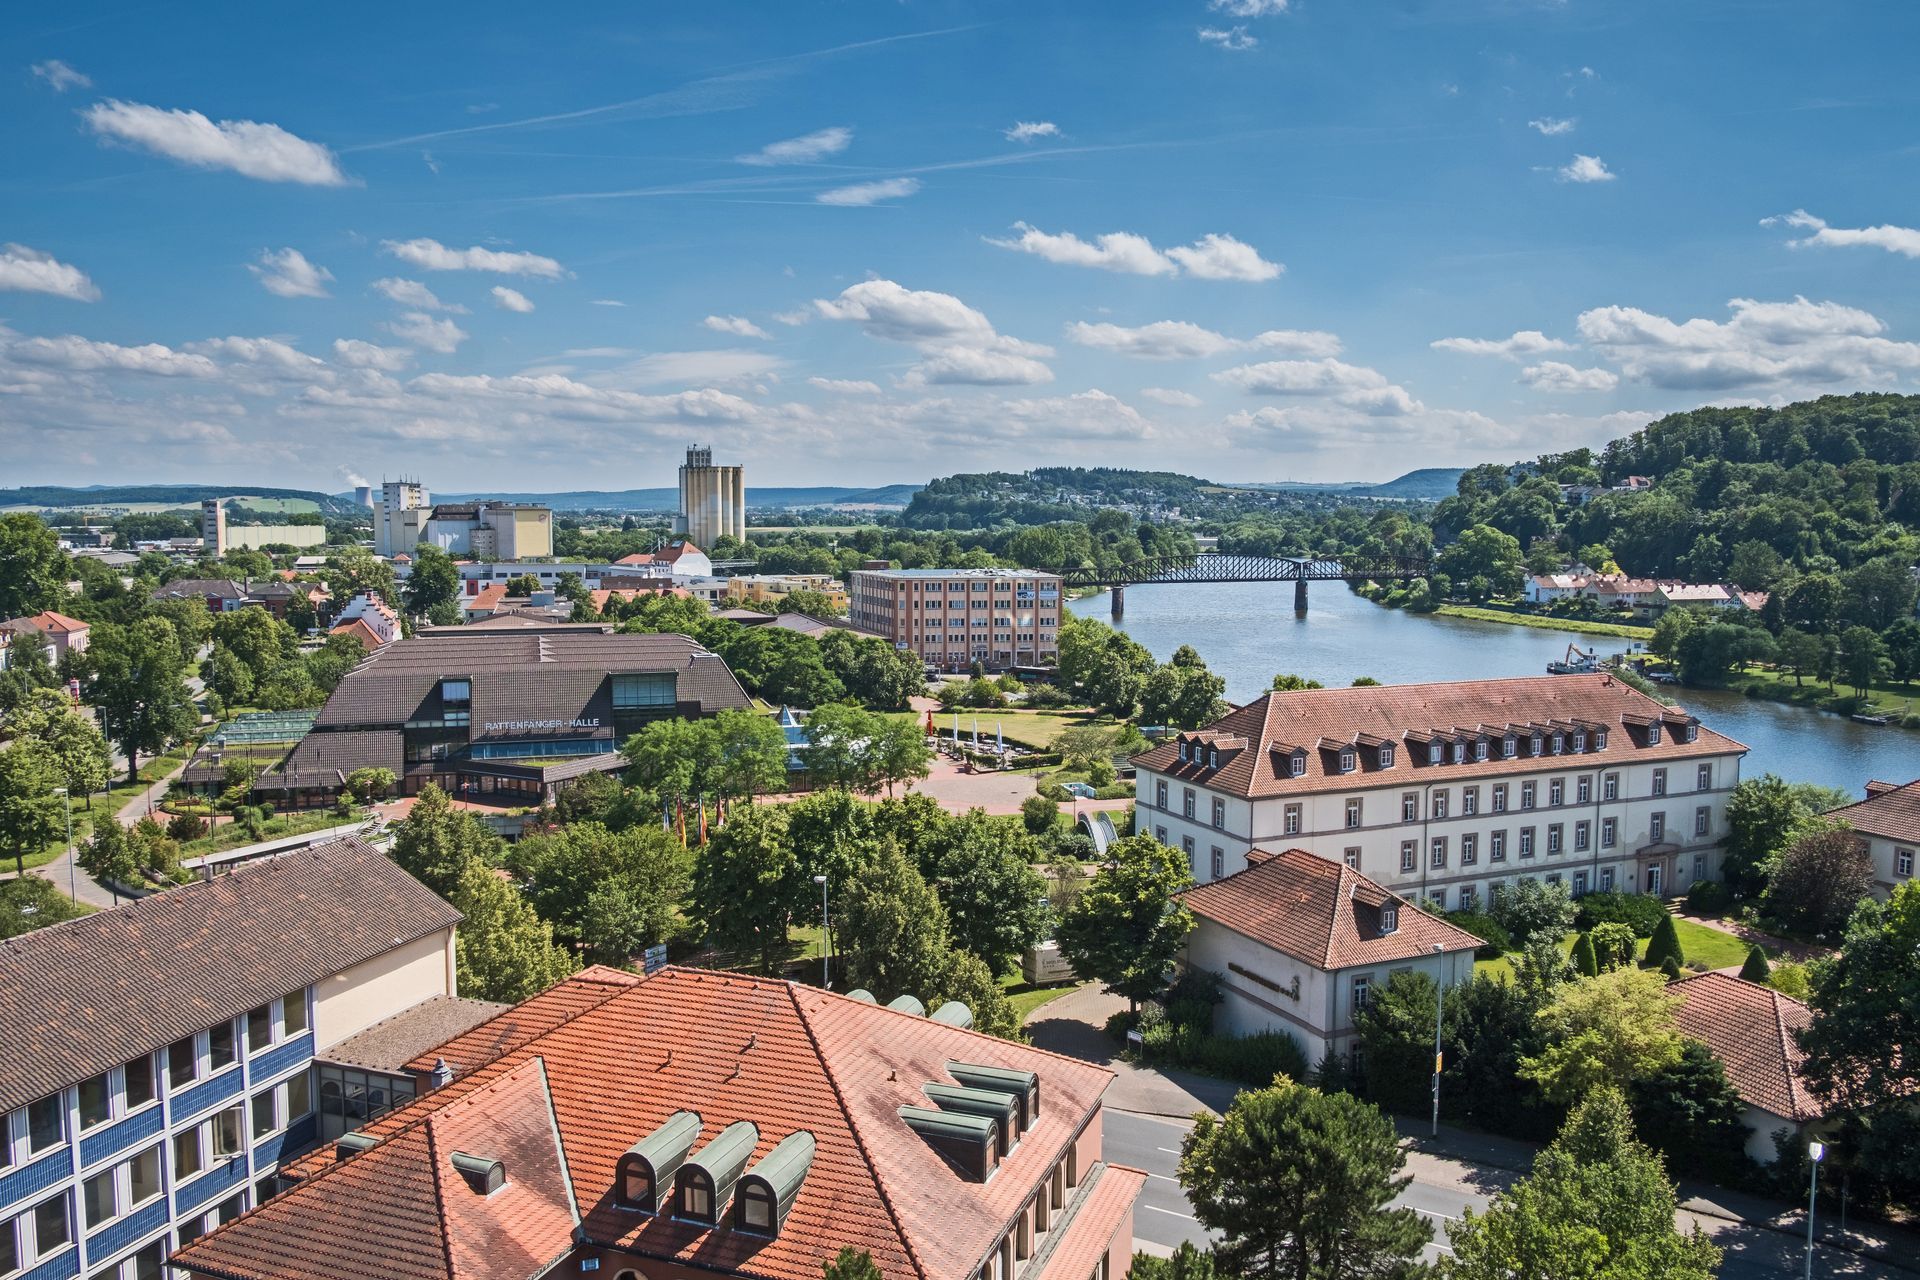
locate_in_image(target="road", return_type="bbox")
[1106,1109,1910,1278]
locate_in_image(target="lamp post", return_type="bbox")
[1805,1140,1825,1280]
[1430,942,1445,1138]
[812,874,830,990]
[52,787,74,904]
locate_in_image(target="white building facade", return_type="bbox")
[1826,778,1919,899]
[1133,674,1747,913]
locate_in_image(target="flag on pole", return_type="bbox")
[697,794,708,845]
[675,798,686,844]
[997,722,1003,754]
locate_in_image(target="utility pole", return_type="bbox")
[813,874,830,989]
[1430,943,1445,1138]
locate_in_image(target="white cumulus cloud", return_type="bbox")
[737,127,853,166]
[1004,121,1060,143]
[1066,320,1338,360]
[0,244,99,301]
[989,223,1281,282]
[808,377,882,395]
[704,315,770,340]
[11,333,216,377]
[248,247,332,299]
[1576,295,1920,390]
[1141,387,1204,407]
[1198,26,1258,50]
[30,60,90,92]
[332,339,413,372]
[1166,233,1285,281]
[384,312,468,354]
[83,100,349,186]
[491,286,535,313]
[1558,154,1615,183]
[1210,0,1288,13]
[1519,361,1619,393]
[372,277,467,312]
[1763,209,1920,259]
[815,278,1053,387]
[1528,117,1576,136]
[816,177,921,206]
[1430,330,1574,360]
[382,238,565,279]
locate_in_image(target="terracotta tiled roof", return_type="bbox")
[28,610,89,633]
[1826,778,1920,845]
[1026,1163,1146,1280]
[0,838,461,1113]
[1671,972,1821,1121]
[238,968,1115,1280]
[328,617,388,651]
[1178,847,1482,970]
[1133,674,1744,800]
[465,583,509,612]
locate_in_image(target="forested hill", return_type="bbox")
[1,484,359,515]
[1431,393,1920,584]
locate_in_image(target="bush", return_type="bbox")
[1658,955,1683,982]
[1738,945,1770,984]
[1571,931,1599,977]
[1020,793,1059,836]
[1443,909,1512,959]
[1573,891,1667,938]
[1037,781,1071,803]
[1589,922,1638,972]
[1087,758,1116,787]
[1021,682,1073,709]
[1139,1020,1308,1085]
[1491,879,1577,948]
[165,812,208,843]
[1686,879,1732,914]
[1644,914,1685,970]
[1767,961,1810,999]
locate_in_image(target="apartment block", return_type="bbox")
[1133,673,1747,911]
[848,568,1063,671]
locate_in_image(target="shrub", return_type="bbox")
[1571,931,1599,977]
[1766,961,1809,999]
[165,812,208,843]
[1644,914,1685,971]
[1658,955,1683,982]
[1686,879,1733,914]
[1491,878,1577,948]
[1590,922,1639,972]
[1021,682,1073,709]
[1020,793,1059,836]
[1037,781,1070,803]
[1573,891,1667,938]
[1444,909,1512,959]
[1087,758,1116,787]
[1738,945,1770,984]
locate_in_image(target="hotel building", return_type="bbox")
[1133,674,1747,911]
[848,568,1063,672]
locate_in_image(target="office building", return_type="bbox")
[374,481,429,559]
[674,445,745,549]
[0,839,476,1280]
[267,629,751,803]
[1134,674,1747,910]
[174,966,1146,1280]
[199,501,226,557]
[848,568,1063,671]
[416,502,553,560]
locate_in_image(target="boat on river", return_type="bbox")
[1546,643,1601,675]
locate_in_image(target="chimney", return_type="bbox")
[430,1057,453,1088]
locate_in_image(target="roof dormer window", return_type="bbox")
[1551,733,1564,755]
[1503,735,1517,758]
[1428,742,1443,765]
[1595,729,1608,749]
[1647,723,1662,745]
[1178,741,1191,764]
[1290,752,1306,777]
[1338,749,1355,774]
[1474,739,1488,762]
[1380,905,1399,934]
[1572,731,1586,752]
[1450,742,1465,764]
[1207,746,1219,769]
[1681,722,1697,743]
[1378,745,1395,769]
[1530,734,1543,756]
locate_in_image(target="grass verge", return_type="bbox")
[1434,604,1654,640]
[1473,915,1770,981]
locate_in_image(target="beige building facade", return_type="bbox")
[675,444,745,548]
[848,567,1063,671]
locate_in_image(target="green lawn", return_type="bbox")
[1724,663,1920,726]
[1435,603,1654,641]
[1002,975,1081,1022]
[1474,916,1767,981]
[9,743,200,872]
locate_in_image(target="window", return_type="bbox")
[1549,779,1565,806]
[438,677,471,706]
[1576,775,1592,804]
[1402,792,1418,822]
[32,1193,67,1257]
[1,1213,13,1274]
[1603,772,1619,801]
[82,1168,117,1229]
[1210,848,1224,880]
[1345,798,1363,829]
[1399,841,1417,873]
[1575,821,1591,852]
[124,1055,155,1110]
[1155,825,1168,845]
[285,1073,312,1120]
[1352,977,1371,1012]
[1519,827,1536,858]
[79,1072,112,1130]
[1182,789,1195,819]
[1899,848,1914,878]
[1595,729,1609,749]
[1551,734,1564,755]
[1520,782,1536,810]
[1547,824,1563,855]
[1432,791,1449,820]
[1379,745,1395,768]
[1573,870,1589,897]
[1652,767,1668,797]
[1344,847,1361,869]
[1451,742,1466,764]
[1695,806,1711,837]
[1155,781,1167,809]
[252,1089,278,1140]
[1182,835,1196,870]
[1573,731,1587,753]
[1211,798,1225,830]
[738,1181,776,1234]
[173,1128,202,1179]
[1283,804,1302,835]
[213,1106,244,1158]
[283,993,308,1038]
[209,1021,236,1071]
[1429,889,1447,910]
[1462,786,1478,816]
[611,672,677,709]
[1338,749,1356,774]
[1600,867,1616,891]
[214,1194,244,1226]
[1502,735,1517,759]
[621,1163,655,1212]
[1602,817,1618,848]
[247,1005,274,1053]
[27,1096,62,1153]
[1428,742,1443,765]
[1430,837,1448,869]
[130,1241,163,1280]
[1490,830,1507,862]
[1697,763,1713,791]
[1474,738,1489,762]
[1459,885,1478,910]
[1492,783,1508,813]
[1289,753,1306,777]
[1461,833,1478,865]
[128,1147,161,1208]
[1650,812,1666,842]
[679,1171,714,1222]
[1530,734,1543,756]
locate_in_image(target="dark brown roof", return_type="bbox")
[1178,847,1482,970]
[311,631,751,731]
[0,837,461,1113]
[152,578,249,601]
[1671,972,1821,1121]
[318,995,512,1072]
[1135,674,1745,799]
[1827,778,1920,845]
[272,728,406,783]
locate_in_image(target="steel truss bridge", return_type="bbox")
[1049,553,1430,614]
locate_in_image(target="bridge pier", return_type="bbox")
[1294,578,1308,612]
[1111,585,1125,618]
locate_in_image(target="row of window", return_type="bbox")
[1,995,307,1172]
[977,1148,1081,1280]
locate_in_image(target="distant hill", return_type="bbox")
[1355,468,1466,499]
[0,484,359,516]
[434,484,922,511]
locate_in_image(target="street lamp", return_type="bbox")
[1430,942,1445,1138]
[812,874,830,990]
[1805,1139,1826,1280]
[51,787,75,904]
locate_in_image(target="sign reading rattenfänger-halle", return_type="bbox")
[481,718,603,733]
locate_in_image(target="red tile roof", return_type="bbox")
[1671,972,1821,1121]
[28,610,89,633]
[1027,1164,1145,1280]
[1827,778,1920,846]
[328,617,387,651]
[1178,847,1482,970]
[205,968,1115,1280]
[1134,674,1744,800]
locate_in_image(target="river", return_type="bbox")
[1069,582,1916,799]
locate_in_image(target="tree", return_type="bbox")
[0,875,87,940]
[1569,932,1598,978]
[839,840,953,1001]
[1053,724,1120,772]
[343,767,396,802]
[1054,835,1193,1012]
[0,630,59,714]
[925,948,1020,1039]
[1643,914,1684,971]
[1489,879,1575,948]
[1762,821,1873,935]
[1270,672,1325,692]
[1775,627,1824,686]
[1797,882,1920,1209]
[689,803,797,973]
[1588,922,1637,973]
[389,784,497,900]
[1722,773,1818,898]
[1782,572,1845,635]
[509,821,690,965]
[1437,523,1525,598]
[1520,968,1684,1103]
[1737,944,1770,984]
[1440,1088,1720,1280]
[1839,624,1886,699]
[924,812,1049,976]
[211,606,297,683]
[404,545,461,618]
[84,617,197,783]
[1628,1039,1751,1179]
[1138,651,1228,731]
[8,690,111,807]
[77,819,140,889]
[1179,1077,1430,1280]
[707,709,796,800]
[506,573,542,596]
[450,858,576,1002]
[1021,793,1059,837]
[821,1248,884,1280]
[1129,1244,1223,1280]
[0,514,66,619]
[1352,970,1440,1115]
[0,744,65,876]
[862,715,934,796]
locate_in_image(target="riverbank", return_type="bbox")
[1719,665,1920,730]
[1434,603,1654,641]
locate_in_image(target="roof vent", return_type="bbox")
[336,1133,379,1160]
[616,1109,701,1214]
[886,994,926,1016]
[450,1151,506,1195]
[929,1001,974,1029]
[947,1061,1040,1127]
[430,1057,453,1089]
[733,1130,816,1237]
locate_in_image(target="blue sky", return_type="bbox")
[6,0,1920,491]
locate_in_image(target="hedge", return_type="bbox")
[1573,891,1668,938]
